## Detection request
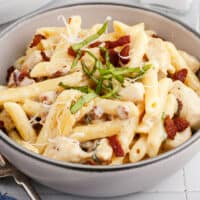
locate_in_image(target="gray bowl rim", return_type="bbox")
[0,2,200,172]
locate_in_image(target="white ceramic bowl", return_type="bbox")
[0,0,52,25]
[0,3,200,197]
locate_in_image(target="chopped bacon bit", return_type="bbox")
[80,50,86,58]
[172,68,188,83]
[30,34,46,48]
[68,17,72,24]
[88,41,102,48]
[68,46,77,57]
[41,51,50,61]
[100,48,119,66]
[17,70,29,82]
[67,46,85,58]
[119,45,130,64]
[6,66,15,82]
[108,135,124,157]
[51,70,63,78]
[173,117,189,132]
[143,54,149,62]
[8,69,31,87]
[152,34,165,41]
[164,114,190,139]
[105,35,130,49]
[164,115,177,140]
[109,49,119,66]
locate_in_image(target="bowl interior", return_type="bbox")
[0,3,200,84]
[0,3,200,170]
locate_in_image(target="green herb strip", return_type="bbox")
[71,50,82,68]
[59,82,94,94]
[70,93,97,114]
[71,21,108,52]
[161,112,166,121]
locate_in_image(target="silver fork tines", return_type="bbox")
[0,154,41,200]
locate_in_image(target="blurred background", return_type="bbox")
[0,0,199,32]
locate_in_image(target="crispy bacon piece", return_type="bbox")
[119,45,130,64]
[88,41,102,48]
[51,70,64,78]
[8,69,30,87]
[108,135,124,157]
[173,117,189,132]
[30,34,46,48]
[105,35,130,49]
[68,46,76,57]
[172,68,188,83]
[100,48,119,66]
[41,51,50,61]
[17,70,29,82]
[6,66,15,82]
[109,49,119,66]
[143,54,149,62]
[67,46,85,58]
[164,115,177,140]
[164,114,189,140]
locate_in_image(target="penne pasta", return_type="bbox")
[129,136,147,163]
[70,120,129,142]
[165,42,200,95]
[1,17,199,165]
[4,102,37,142]
[0,72,84,105]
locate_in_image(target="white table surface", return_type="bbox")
[0,0,200,199]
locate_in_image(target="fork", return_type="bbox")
[0,154,41,200]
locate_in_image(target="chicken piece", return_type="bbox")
[170,81,200,129]
[43,136,91,163]
[163,127,192,150]
[119,82,145,103]
[95,139,113,162]
[179,50,200,73]
[22,50,43,71]
[146,38,174,74]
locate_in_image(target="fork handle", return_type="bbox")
[17,181,41,200]
[13,173,41,200]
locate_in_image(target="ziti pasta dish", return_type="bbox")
[0,16,200,165]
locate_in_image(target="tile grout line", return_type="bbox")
[182,168,189,200]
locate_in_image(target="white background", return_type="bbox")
[0,0,200,199]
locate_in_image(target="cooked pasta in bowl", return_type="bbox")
[0,3,199,196]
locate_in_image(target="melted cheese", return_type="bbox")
[43,136,92,163]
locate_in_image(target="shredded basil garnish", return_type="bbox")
[70,93,97,114]
[71,21,108,52]
[60,19,152,114]
[161,112,166,121]
[71,50,82,68]
[59,83,93,94]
